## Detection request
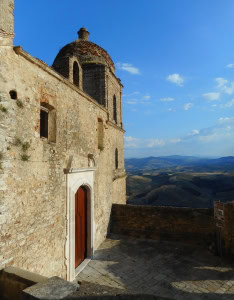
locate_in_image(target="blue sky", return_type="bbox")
[14,0,234,158]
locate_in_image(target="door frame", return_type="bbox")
[66,168,95,281]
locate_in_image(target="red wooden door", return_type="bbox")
[75,186,87,268]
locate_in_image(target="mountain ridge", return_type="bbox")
[125,155,234,172]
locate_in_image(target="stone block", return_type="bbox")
[21,276,79,300]
[0,266,47,300]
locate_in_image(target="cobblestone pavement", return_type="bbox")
[76,235,234,300]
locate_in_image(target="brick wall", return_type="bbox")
[111,204,215,245]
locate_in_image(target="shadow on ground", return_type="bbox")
[68,281,170,299]
[77,235,234,300]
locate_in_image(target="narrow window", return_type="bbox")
[115,148,118,169]
[98,118,104,150]
[113,95,117,123]
[40,103,56,142]
[73,61,79,87]
[40,107,49,139]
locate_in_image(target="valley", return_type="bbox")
[126,156,234,208]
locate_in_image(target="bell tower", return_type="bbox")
[0,0,14,46]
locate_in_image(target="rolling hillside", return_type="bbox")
[126,156,234,208]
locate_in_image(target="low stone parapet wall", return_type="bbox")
[110,204,216,245]
[0,266,47,300]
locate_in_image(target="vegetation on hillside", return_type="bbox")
[126,156,234,208]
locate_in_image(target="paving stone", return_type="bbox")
[76,236,234,299]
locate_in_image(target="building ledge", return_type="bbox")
[107,120,125,133]
[113,168,127,181]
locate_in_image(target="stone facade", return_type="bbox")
[223,202,234,256]
[214,201,234,256]
[0,0,14,46]
[0,1,126,281]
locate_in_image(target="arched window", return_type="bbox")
[98,118,104,150]
[73,61,79,87]
[115,148,118,169]
[40,103,56,142]
[113,95,117,123]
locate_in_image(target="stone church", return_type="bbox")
[0,0,126,281]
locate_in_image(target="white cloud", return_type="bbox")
[125,136,167,149]
[221,99,234,108]
[147,139,165,148]
[186,119,234,144]
[125,136,138,142]
[184,103,193,110]
[116,63,140,75]
[186,129,199,137]
[203,92,220,101]
[124,136,140,148]
[123,91,139,97]
[166,73,184,86]
[199,133,220,143]
[226,64,234,68]
[160,97,174,102]
[224,85,234,95]
[218,117,234,123]
[192,129,199,135]
[169,138,181,143]
[125,117,234,157]
[168,108,176,112]
[143,95,151,100]
[216,77,228,88]
[127,101,137,105]
[215,77,234,95]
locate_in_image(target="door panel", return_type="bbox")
[75,186,87,268]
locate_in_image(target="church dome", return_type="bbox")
[53,28,115,72]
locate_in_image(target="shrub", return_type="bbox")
[20,154,30,161]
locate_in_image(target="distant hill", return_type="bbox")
[125,155,234,173]
[125,155,234,208]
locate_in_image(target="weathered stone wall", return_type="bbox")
[107,69,123,127]
[0,44,126,279]
[111,204,215,245]
[223,202,234,256]
[52,56,70,80]
[82,64,106,106]
[0,0,14,46]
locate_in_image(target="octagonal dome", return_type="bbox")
[52,28,115,73]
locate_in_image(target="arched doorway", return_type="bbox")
[67,169,95,281]
[75,186,87,268]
